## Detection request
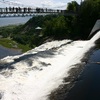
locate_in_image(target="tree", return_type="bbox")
[43,16,69,39]
[78,0,100,39]
[67,1,79,12]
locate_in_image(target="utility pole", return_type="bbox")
[81,0,82,4]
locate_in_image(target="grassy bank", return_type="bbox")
[0,38,31,52]
[0,25,31,52]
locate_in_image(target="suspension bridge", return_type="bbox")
[0,0,77,17]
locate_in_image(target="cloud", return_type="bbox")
[0,0,80,9]
[41,0,67,9]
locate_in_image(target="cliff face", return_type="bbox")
[88,20,100,39]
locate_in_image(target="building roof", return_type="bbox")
[35,27,42,30]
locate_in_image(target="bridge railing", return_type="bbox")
[0,7,63,14]
[0,7,78,17]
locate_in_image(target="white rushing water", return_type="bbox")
[0,31,100,100]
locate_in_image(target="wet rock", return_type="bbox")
[0,91,3,99]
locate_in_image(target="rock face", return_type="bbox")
[88,20,100,39]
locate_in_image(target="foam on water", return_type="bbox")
[0,31,100,100]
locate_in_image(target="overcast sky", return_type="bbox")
[0,0,81,9]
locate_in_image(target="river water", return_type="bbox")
[0,46,21,59]
[0,16,32,27]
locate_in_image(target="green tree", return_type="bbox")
[43,16,69,39]
[67,1,79,12]
[78,0,100,39]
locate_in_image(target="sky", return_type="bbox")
[0,0,81,9]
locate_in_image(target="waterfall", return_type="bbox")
[0,31,100,100]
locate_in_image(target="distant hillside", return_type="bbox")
[12,15,69,47]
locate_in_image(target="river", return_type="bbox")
[0,46,21,59]
[0,16,32,27]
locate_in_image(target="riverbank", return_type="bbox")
[0,37,31,53]
[0,16,32,53]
